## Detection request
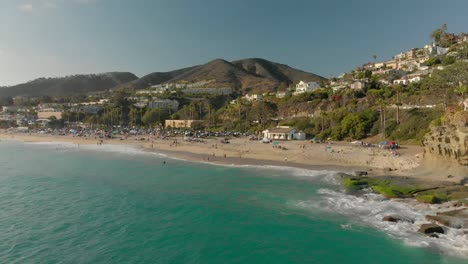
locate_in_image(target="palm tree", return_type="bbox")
[431,24,448,45]
[394,85,402,125]
[454,85,468,100]
[378,99,387,139]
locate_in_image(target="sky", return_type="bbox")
[1,0,468,86]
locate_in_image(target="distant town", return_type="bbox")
[0,26,467,147]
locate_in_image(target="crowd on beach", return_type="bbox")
[1,125,420,175]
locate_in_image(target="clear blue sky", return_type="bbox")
[1,0,468,86]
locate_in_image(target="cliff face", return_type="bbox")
[422,112,468,167]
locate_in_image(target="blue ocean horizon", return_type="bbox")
[0,141,466,263]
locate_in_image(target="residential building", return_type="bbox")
[350,81,366,90]
[78,105,103,114]
[295,81,320,94]
[275,92,287,98]
[244,94,263,102]
[405,48,418,59]
[331,85,346,93]
[374,62,385,69]
[395,52,406,60]
[165,119,202,129]
[37,110,62,119]
[148,99,179,111]
[182,87,233,95]
[2,106,19,113]
[262,126,306,141]
[393,79,409,85]
[408,75,423,83]
[384,60,398,69]
[393,74,424,85]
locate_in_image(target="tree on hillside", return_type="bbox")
[431,24,448,46]
[394,85,402,124]
[454,85,468,100]
[142,108,169,127]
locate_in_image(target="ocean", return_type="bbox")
[0,141,466,264]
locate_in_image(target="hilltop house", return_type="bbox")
[294,81,320,94]
[393,74,424,85]
[244,94,263,102]
[262,126,306,140]
[350,81,367,91]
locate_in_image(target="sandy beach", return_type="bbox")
[1,132,435,178]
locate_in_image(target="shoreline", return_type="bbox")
[0,132,419,175]
[2,132,468,259]
[1,131,464,182]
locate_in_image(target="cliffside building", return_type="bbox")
[294,81,320,94]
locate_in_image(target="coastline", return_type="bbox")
[2,132,466,182]
[0,132,421,176]
[2,132,468,259]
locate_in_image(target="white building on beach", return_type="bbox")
[262,126,306,140]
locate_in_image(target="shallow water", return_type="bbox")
[0,141,466,263]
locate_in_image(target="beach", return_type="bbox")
[0,132,427,177]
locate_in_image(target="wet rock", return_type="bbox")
[337,172,352,178]
[418,223,445,234]
[382,215,414,223]
[429,233,439,238]
[437,208,468,217]
[354,171,368,177]
[426,215,463,229]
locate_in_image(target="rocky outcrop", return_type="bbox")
[426,208,468,229]
[418,223,445,234]
[422,111,468,171]
[382,215,414,223]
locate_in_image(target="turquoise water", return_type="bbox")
[0,141,466,264]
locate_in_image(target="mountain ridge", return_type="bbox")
[0,58,326,97]
[117,58,327,94]
[0,72,138,98]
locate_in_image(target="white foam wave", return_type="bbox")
[220,163,342,184]
[25,141,172,159]
[291,188,468,259]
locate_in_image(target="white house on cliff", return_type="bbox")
[294,81,320,94]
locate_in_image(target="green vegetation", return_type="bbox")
[340,174,468,204]
[2,26,467,148]
[415,194,448,204]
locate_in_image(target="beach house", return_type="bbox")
[165,119,202,129]
[262,126,306,140]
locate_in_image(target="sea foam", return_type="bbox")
[291,188,468,259]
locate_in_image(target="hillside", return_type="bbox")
[117,58,326,94]
[0,72,138,98]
